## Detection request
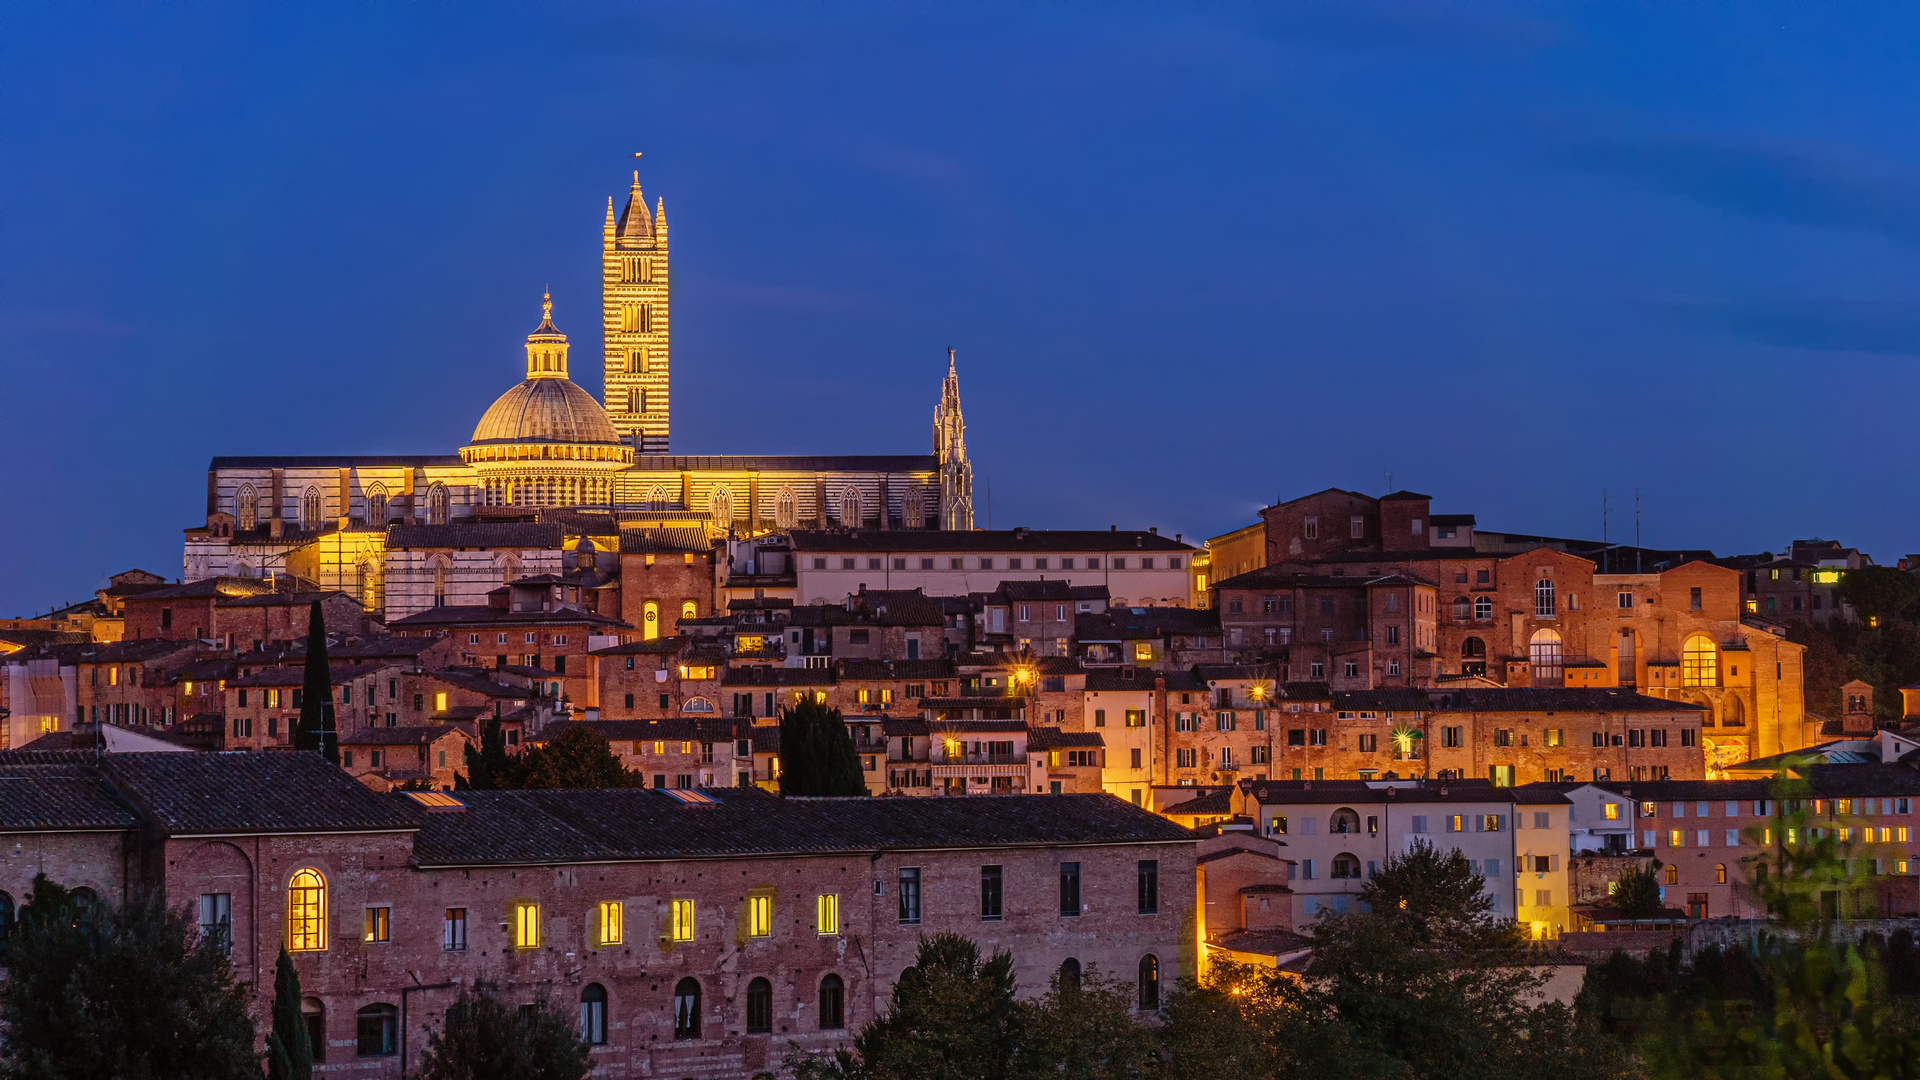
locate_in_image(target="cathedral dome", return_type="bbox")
[470,378,623,446]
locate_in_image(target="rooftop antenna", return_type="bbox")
[1634,489,1643,574]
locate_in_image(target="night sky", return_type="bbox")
[6,3,1919,616]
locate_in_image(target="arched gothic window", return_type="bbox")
[301,488,323,532]
[819,973,845,1029]
[427,483,449,526]
[428,555,451,608]
[580,983,608,1045]
[1682,634,1719,688]
[839,487,862,527]
[903,487,925,529]
[709,486,734,528]
[1461,636,1487,658]
[745,977,773,1034]
[672,978,701,1040]
[775,487,798,530]
[235,484,257,532]
[1451,596,1471,620]
[234,560,257,579]
[1535,578,1556,617]
[365,483,388,527]
[287,869,327,952]
[1137,955,1160,1011]
[1529,629,1563,687]
[499,554,521,585]
[648,484,674,510]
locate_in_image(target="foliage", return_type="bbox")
[1786,618,1850,722]
[457,711,514,790]
[1610,864,1666,919]
[1839,565,1920,621]
[0,874,258,1080]
[296,600,339,764]
[507,725,646,789]
[412,980,591,1080]
[1011,967,1159,1080]
[777,699,867,797]
[1356,838,1506,946]
[790,932,1019,1080]
[266,947,313,1080]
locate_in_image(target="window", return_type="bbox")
[738,894,770,938]
[287,869,327,952]
[443,908,467,951]
[1682,635,1718,687]
[514,903,541,949]
[746,977,773,1034]
[1135,954,1163,1011]
[1138,860,1159,914]
[1690,586,1703,611]
[1529,629,1563,686]
[817,893,840,936]
[596,901,623,946]
[819,974,845,1029]
[1350,516,1365,539]
[670,898,696,941]
[363,906,390,943]
[577,983,608,1046]
[199,893,231,954]
[302,998,326,1062]
[1473,596,1492,621]
[673,978,702,1040]
[1304,517,1319,540]
[356,1004,397,1056]
[899,868,922,923]
[1332,852,1361,878]
[1060,862,1082,916]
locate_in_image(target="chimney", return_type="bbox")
[1150,527,1158,535]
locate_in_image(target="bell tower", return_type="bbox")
[933,349,973,530]
[603,166,670,453]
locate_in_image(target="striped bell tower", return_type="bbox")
[603,169,670,453]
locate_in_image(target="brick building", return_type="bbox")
[0,752,1192,1080]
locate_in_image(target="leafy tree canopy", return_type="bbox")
[508,725,645,789]
[792,932,1020,1080]
[1610,864,1666,920]
[413,980,590,1080]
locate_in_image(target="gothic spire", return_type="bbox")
[617,171,652,244]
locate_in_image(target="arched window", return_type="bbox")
[499,554,521,585]
[681,599,698,621]
[1138,955,1160,1011]
[709,486,734,527]
[1722,694,1745,728]
[1474,596,1493,620]
[355,1004,397,1056]
[301,487,323,531]
[0,891,13,967]
[673,977,701,1040]
[1529,629,1563,687]
[1451,596,1470,620]
[287,868,327,952]
[429,556,451,609]
[746,976,773,1034]
[427,483,449,526]
[776,487,798,530]
[580,983,608,1045]
[643,600,659,641]
[1682,635,1718,687]
[839,487,862,527]
[903,487,925,529]
[365,483,388,527]
[302,998,326,1063]
[682,697,715,715]
[1329,808,1360,834]
[1461,637,1486,658]
[236,484,257,532]
[356,561,376,613]
[1332,852,1362,879]
[648,484,674,509]
[1059,957,1081,990]
[1715,864,1728,884]
[234,560,257,579]
[1535,578,1556,617]
[1663,865,1678,886]
[819,973,845,1029]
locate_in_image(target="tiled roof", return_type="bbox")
[590,636,689,656]
[1592,778,1777,802]
[210,454,462,469]
[997,580,1078,601]
[618,527,712,555]
[632,453,939,473]
[1083,670,1165,692]
[101,752,419,835]
[1245,778,1518,806]
[789,530,1195,554]
[388,606,625,628]
[1027,728,1104,750]
[423,669,536,699]
[539,718,743,743]
[837,658,958,680]
[0,762,139,830]
[0,629,90,649]
[387,523,564,549]
[722,667,836,687]
[401,788,1193,867]
[1074,607,1219,640]
[1331,689,1432,712]
[339,726,470,747]
[332,638,445,662]
[126,578,280,601]
[1162,787,1236,816]
[1427,688,1708,713]
[231,663,396,687]
[215,590,352,609]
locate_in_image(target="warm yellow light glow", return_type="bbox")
[671,899,696,942]
[817,893,840,936]
[1813,570,1841,584]
[597,901,623,946]
[287,869,327,952]
[514,903,540,948]
[747,895,771,937]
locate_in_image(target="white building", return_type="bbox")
[786,529,1196,607]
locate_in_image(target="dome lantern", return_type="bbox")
[525,291,570,379]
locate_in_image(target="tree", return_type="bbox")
[295,600,339,765]
[777,699,867,797]
[1840,565,1920,622]
[1786,619,1850,721]
[457,710,514,790]
[1011,966,1158,1080]
[0,874,258,1080]
[266,947,313,1080]
[1610,864,1665,920]
[791,932,1020,1080]
[412,980,590,1080]
[1357,838,1508,947]
[507,725,645,789]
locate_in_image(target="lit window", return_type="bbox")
[745,895,770,938]
[287,869,327,952]
[363,906,390,943]
[1682,635,1718,687]
[1604,803,1621,821]
[514,903,540,949]
[817,893,840,936]
[596,901,622,946]
[671,898,696,942]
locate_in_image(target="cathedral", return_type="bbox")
[182,169,974,617]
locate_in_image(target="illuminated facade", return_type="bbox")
[182,168,975,620]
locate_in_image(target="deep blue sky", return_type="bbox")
[6,3,1920,615]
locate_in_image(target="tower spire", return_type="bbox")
[933,348,973,530]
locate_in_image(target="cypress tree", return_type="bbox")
[458,709,513,790]
[265,947,313,1080]
[777,699,866,797]
[296,600,339,765]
